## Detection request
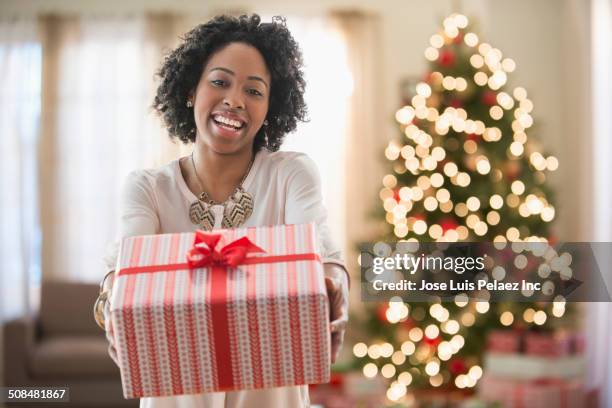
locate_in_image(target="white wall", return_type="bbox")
[0,0,593,240]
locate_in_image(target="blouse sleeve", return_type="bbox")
[102,170,160,272]
[283,154,347,271]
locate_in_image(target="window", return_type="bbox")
[278,16,352,250]
[0,19,41,319]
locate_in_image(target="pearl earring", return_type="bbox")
[186,100,193,108]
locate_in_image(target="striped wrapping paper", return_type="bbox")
[109,223,330,399]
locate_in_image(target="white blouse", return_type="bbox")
[104,149,345,408]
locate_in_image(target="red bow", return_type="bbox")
[186,231,265,269]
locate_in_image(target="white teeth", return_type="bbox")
[213,114,243,129]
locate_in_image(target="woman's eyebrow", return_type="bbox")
[209,67,269,89]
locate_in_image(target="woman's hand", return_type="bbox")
[324,264,349,364]
[96,270,120,366]
[104,294,120,366]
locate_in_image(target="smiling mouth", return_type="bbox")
[211,114,246,131]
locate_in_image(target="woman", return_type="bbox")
[95,14,349,408]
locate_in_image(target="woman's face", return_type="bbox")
[192,42,271,155]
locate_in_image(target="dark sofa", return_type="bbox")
[2,281,137,407]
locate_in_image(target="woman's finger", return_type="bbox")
[330,318,348,333]
[330,330,345,364]
[325,274,348,363]
[103,296,120,365]
[325,277,346,312]
[325,276,340,294]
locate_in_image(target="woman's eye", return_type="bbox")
[247,89,263,97]
[211,79,226,87]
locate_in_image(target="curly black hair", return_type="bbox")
[153,14,307,152]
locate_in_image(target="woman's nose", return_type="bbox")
[223,87,245,109]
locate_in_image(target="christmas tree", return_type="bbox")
[353,13,570,403]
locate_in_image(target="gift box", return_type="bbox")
[487,330,522,353]
[487,330,584,357]
[109,223,330,399]
[478,375,585,408]
[483,353,585,380]
[572,334,586,354]
[524,333,572,357]
[310,371,390,408]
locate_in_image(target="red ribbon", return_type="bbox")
[186,231,266,269]
[187,231,269,392]
[117,233,320,277]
